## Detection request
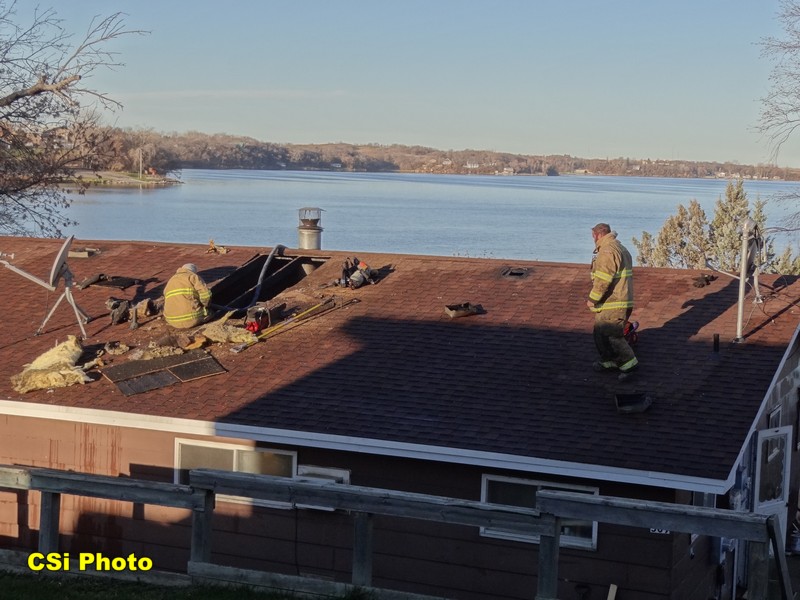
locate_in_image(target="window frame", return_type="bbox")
[480,474,598,550]
[174,438,297,508]
[295,465,352,511]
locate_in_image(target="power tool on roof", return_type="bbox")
[623,320,639,345]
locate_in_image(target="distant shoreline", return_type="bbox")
[65,168,794,188]
[66,170,182,189]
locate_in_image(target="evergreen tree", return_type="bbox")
[773,246,800,274]
[632,199,709,268]
[709,180,749,271]
[632,179,800,274]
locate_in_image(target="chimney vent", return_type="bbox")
[297,207,323,250]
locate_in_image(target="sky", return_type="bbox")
[16,1,798,166]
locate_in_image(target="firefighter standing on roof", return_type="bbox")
[587,223,638,381]
[163,263,212,329]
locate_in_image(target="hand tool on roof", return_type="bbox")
[230,296,335,353]
[259,297,360,341]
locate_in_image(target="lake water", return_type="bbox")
[64,170,800,264]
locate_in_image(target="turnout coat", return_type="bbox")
[163,267,211,328]
[588,232,634,312]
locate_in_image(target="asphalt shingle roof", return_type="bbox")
[1,236,798,487]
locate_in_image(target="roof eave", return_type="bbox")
[0,400,731,494]
[723,319,800,487]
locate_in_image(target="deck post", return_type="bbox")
[38,491,61,554]
[190,489,215,563]
[352,512,374,586]
[535,515,560,600]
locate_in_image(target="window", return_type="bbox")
[295,465,352,511]
[481,475,598,549]
[175,439,296,506]
[297,464,351,484]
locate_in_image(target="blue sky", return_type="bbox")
[23,1,795,166]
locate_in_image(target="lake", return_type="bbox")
[64,170,800,264]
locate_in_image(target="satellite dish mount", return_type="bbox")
[0,235,91,338]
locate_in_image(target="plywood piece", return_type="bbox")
[169,357,226,382]
[115,370,180,396]
[102,349,209,383]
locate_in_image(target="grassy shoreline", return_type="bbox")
[68,170,181,189]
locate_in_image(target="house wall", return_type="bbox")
[0,412,720,600]
[757,341,800,543]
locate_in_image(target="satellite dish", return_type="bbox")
[0,236,90,337]
[48,234,74,289]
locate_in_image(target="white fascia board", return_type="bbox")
[0,399,729,494]
[0,400,217,436]
[215,421,731,494]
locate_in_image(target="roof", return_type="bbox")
[0,236,799,493]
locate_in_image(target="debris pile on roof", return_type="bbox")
[11,335,91,393]
[201,322,258,344]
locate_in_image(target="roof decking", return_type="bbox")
[0,236,798,489]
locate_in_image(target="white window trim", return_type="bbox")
[297,464,351,484]
[174,438,297,509]
[480,474,598,550]
[295,465,352,511]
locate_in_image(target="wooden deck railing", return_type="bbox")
[0,464,792,600]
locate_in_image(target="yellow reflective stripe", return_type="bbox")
[165,311,204,324]
[165,287,194,298]
[592,270,614,283]
[595,301,634,310]
[165,288,210,303]
[593,269,632,282]
[589,290,603,301]
[619,357,638,371]
[595,269,632,280]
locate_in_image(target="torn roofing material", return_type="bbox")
[0,236,798,490]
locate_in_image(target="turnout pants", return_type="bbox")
[594,308,637,372]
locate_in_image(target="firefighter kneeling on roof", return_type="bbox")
[587,223,638,382]
[163,263,212,329]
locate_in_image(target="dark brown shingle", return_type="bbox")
[0,237,797,487]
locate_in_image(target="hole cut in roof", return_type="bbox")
[210,252,328,312]
[500,266,530,279]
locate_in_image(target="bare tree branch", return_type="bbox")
[0,0,147,237]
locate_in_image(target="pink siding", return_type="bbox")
[0,413,721,600]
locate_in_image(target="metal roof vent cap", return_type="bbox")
[297,207,324,250]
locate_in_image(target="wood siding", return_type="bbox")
[0,413,731,600]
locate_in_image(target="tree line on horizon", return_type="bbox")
[5,0,800,254]
[88,127,800,181]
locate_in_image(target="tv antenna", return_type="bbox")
[0,235,91,338]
